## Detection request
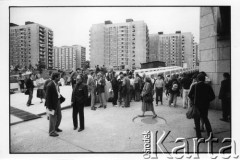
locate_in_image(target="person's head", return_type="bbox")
[76,74,83,84]
[200,71,207,77]
[142,73,146,78]
[126,69,129,73]
[29,74,34,79]
[51,72,60,82]
[157,74,162,79]
[123,73,127,77]
[90,71,94,76]
[223,73,230,80]
[76,68,81,73]
[97,72,102,78]
[36,73,41,79]
[197,73,205,82]
[119,72,123,78]
[19,73,22,76]
[145,76,151,83]
[48,71,52,77]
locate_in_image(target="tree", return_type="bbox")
[84,60,90,69]
[35,60,45,74]
[14,64,19,72]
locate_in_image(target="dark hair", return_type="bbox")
[51,72,60,80]
[90,71,94,75]
[223,73,230,79]
[119,72,123,75]
[200,71,207,77]
[48,71,52,76]
[197,73,205,82]
[145,77,152,84]
[123,73,127,76]
[192,73,198,79]
[76,68,81,71]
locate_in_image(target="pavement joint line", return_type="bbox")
[25,123,95,153]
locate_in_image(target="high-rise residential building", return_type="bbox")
[149,31,194,68]
[10,21,53,69]
[89,19,149,70]
[53,45,86,71]
[193,42,199,67]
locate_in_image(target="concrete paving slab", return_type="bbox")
[10,90,231,153]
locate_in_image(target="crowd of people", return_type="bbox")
[16,66,231,138]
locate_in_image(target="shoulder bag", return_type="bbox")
[186,84,200,119]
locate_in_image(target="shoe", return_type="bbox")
[27,103,34,106]
[73,127,77,130]
[104,105,107,109]
[49,132,59,137]
[40,101,43,103]
[138,115,145,117]
[91,107,96,110]
[78,128,84,132]
[153,115,157,118]
[56,128,62,132]
[99,105,103,108]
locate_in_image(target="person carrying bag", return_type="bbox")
[186,83,200,119]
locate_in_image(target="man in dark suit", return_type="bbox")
[122,73,131,107]
[70,68,81,89]
[45,72,62,137]
[25,74,35,106]
[219,73,231,122]
[188,73,215,139]
[71,74,88,132]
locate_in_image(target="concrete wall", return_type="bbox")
[199,7,231,109]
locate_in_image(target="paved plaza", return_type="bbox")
[10,86,231,153]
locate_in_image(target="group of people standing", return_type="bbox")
[17,66,231,139]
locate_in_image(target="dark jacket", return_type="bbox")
[122,76,131,94]
[118,78,123,92]
[219,79,231,100]
[45,81,60,110]
[71,83,88,105]
[25,78,34,89]
[188,82,215,111]
[111,77,118,91]
[168,79,180,94]
[96,78,105,94]
[43,79,51,93]
[180,77,192,90]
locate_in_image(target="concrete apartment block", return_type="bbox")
[89,24,105,69]
[10,21,54,69]
[53,45,86,71]
[199,7,231,109]
[90,19,149,70]
[149,31,195,68]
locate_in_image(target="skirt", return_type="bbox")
[37,89,45,99]
[142,101,154,112]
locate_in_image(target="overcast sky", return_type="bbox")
[10,7,200,60]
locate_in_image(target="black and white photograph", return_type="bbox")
[1,1,239,160]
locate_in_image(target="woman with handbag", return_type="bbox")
[36,73,45,103]
[139,76,157,118]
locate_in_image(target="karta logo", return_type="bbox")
[142,130,239,159]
